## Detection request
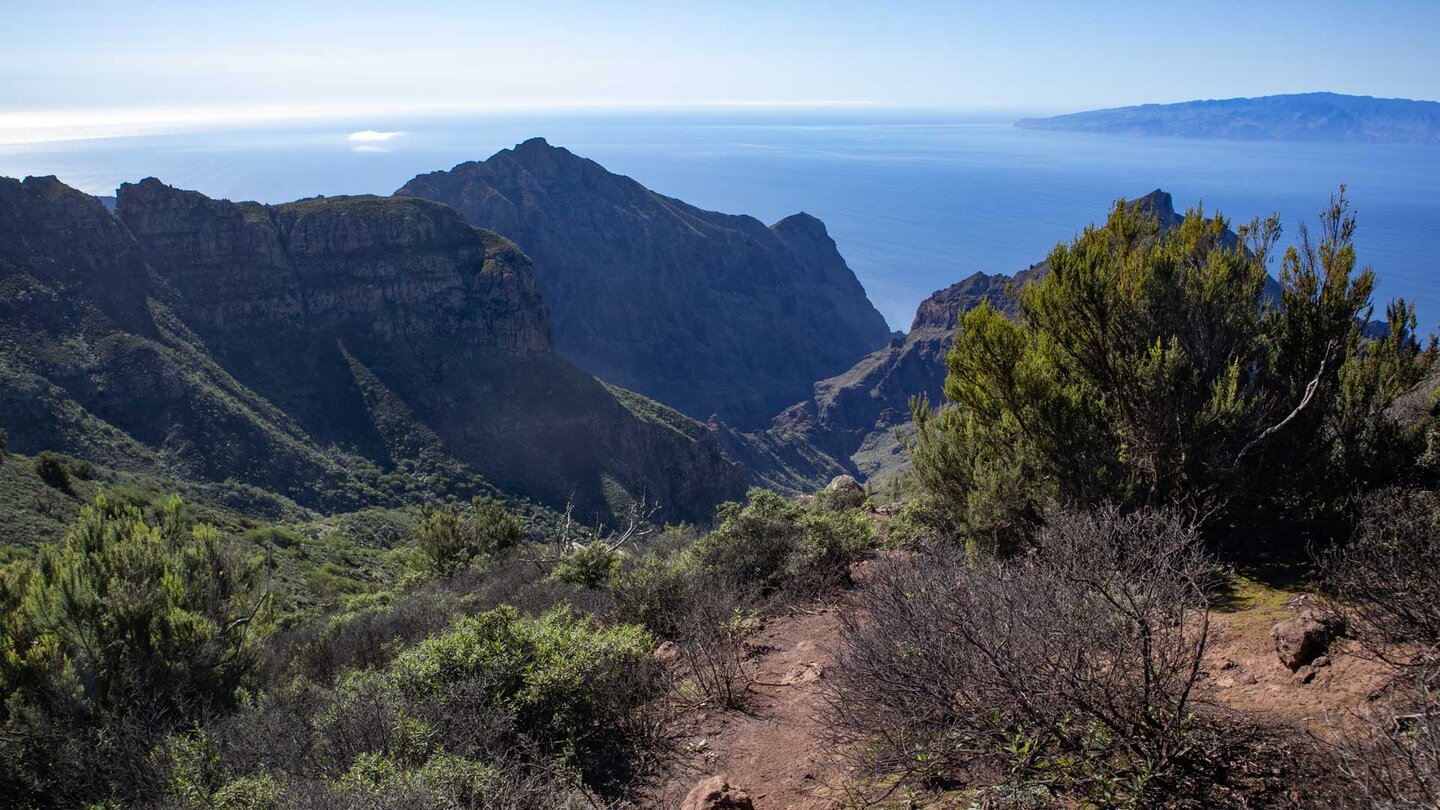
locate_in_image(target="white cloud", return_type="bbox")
[346,130,404,143]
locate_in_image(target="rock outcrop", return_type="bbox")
[0,175,745,523]
[396,138,893,428]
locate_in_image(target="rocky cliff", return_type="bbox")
[0,175,745,522]
[395,138,893,428]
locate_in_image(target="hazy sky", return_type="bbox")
[3,0,1438,140]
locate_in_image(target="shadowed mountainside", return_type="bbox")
[395,138,894,429]
[0,175,746,523]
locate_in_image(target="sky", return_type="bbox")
[2,0,1438,143]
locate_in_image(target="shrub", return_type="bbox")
[415,496,523,576]
[691,489,875,593]
[387,605,661,780]
[0,494,264,807]
[32,450,72,491]
[826,506,1215,805]
[246,524,304,550]
[910,193,1433,555]
[787,507,874,592]
[549,541,622,588]
[1324,488,1440,806]
[609,546,702,637]
[676,586,757,709]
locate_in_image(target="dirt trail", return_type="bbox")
[649,569,1393,808]
[1198,581,1391,731]
[652,605,846,809]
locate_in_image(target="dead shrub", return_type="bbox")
[1323,487,1440,807]
[676,585,758,710]
[825,505,1215,805]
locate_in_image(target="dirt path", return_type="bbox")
[651,605,846,809]
[1198,578,1391,732]
[646,569,1394,808]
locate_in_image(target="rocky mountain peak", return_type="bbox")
[396,141,893,428]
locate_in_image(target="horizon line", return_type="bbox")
[0,99,995,147]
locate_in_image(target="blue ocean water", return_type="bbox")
[3,110,1437,331]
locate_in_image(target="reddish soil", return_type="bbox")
[1198,587,1392,733]
[648,603,846,809]
[645,568,1396,809]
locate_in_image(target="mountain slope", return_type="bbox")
[395,138,893,428]
[1016,92,1440,143]
[0,175,745,523]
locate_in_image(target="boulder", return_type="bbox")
[682,775,754,810]
[1273,610,1345,671]
[827,474,864,495]
[654,640,682,667]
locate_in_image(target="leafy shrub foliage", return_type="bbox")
[415,496,523,575]
[692,488,874,592]
[911,193,1433,554]
[0,494,263,807]
[31,451,72,492]
[549,540,622,587]
[165,605,660,807]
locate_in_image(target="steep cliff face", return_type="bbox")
[1,175,744,522]
[396,138,893,428]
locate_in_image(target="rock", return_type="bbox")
[1312,655,1332,668]
[682,776,754,810]
[1273,610,1345,671]
[793,494,816,506]
[1292,666,1317,685]
[874,501,903,516]
[654,641,681,666]
[827,474,865,495]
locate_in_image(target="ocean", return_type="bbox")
[4,109,1437,332]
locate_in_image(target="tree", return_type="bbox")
[910,191,1432,554]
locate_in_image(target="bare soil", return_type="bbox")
[644,566,1394,809]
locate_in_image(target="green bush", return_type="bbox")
[32,450,72,491]
[692,489,805,587]
[415,496,523,576]
[244,524,303,550]
[788,507,875,589]
[610,548,701,637]
[387,605,660,776]
[0,494,264,807]
[550,541,622,588]
[911,193,1434,554]
[692,489,875,591]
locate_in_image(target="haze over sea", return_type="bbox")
[5,109,1437,332]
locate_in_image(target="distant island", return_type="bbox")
[1015,92,1440,143]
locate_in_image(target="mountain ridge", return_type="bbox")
[1016,92,1440,143]
[0,174,746,523]
[395,138,893,428]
